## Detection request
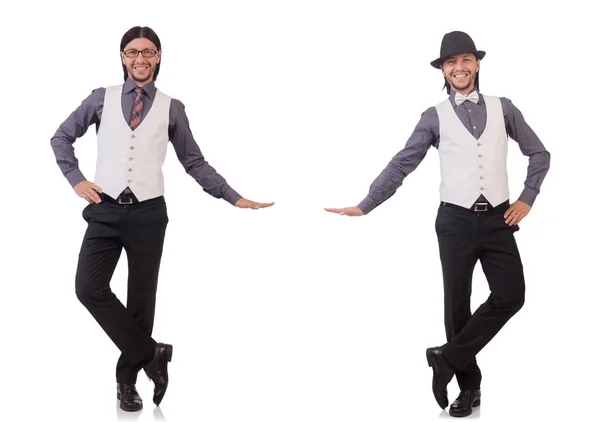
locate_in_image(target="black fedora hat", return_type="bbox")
[430,31,486,68]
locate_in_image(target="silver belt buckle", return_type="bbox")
[473,202,488,212]
[118,196,134,205]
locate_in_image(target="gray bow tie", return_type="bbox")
[455,91,479,106]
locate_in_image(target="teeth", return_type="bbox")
[454,74,467,78]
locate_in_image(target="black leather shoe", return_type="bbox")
[449,389,481,417]
[117,383,143,412]
[426,347,455,409]
[143,342,173,405]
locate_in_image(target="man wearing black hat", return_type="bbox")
[325,31,550,416]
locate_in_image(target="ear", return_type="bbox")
[440,66,446,79]
[157,50,162,64]
[121,52,126,66]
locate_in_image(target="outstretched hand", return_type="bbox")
[235,198,275,210]
[324,206,364,216]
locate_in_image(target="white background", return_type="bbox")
[1,1,598,421]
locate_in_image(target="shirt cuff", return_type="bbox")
[517,188,538,207]
[223,187,243,206]
[66,169,86,188]
[357,196,378,215]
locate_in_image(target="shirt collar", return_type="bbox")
[449,88,484,108]
[123,77,156,100]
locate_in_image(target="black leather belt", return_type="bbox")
[101,192,139,205]
[441,200,509,214]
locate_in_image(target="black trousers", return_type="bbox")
[435,201,525,390]
[75,195,168,383]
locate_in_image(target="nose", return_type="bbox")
[457,59,470,70]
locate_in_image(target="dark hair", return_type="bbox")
[120,26,162,82]
[443,72,479,94]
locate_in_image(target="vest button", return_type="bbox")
[127,179,132,183]
[129,157,134,161]
[478,154,483,158]
[130,146,135,150]
[131,134,135,138]
[128,168,132,172]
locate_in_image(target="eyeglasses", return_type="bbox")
[123,49,159,58]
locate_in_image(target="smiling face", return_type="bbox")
[440,53,480,95]
[121,37,161,86]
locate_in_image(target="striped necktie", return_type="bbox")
[129,88,144,130]
[122,88,144,196]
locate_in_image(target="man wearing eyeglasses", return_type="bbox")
[50,26,274,412]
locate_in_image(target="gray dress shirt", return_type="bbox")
[357,90,551,214]
[51,78,242,205]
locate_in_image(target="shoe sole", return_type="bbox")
[426,348,434,367]
[149,344,173,406]
[426,348,449,409]
[145,344,174,382]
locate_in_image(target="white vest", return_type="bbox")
[435,95,509,208]
[94,84,171,201]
